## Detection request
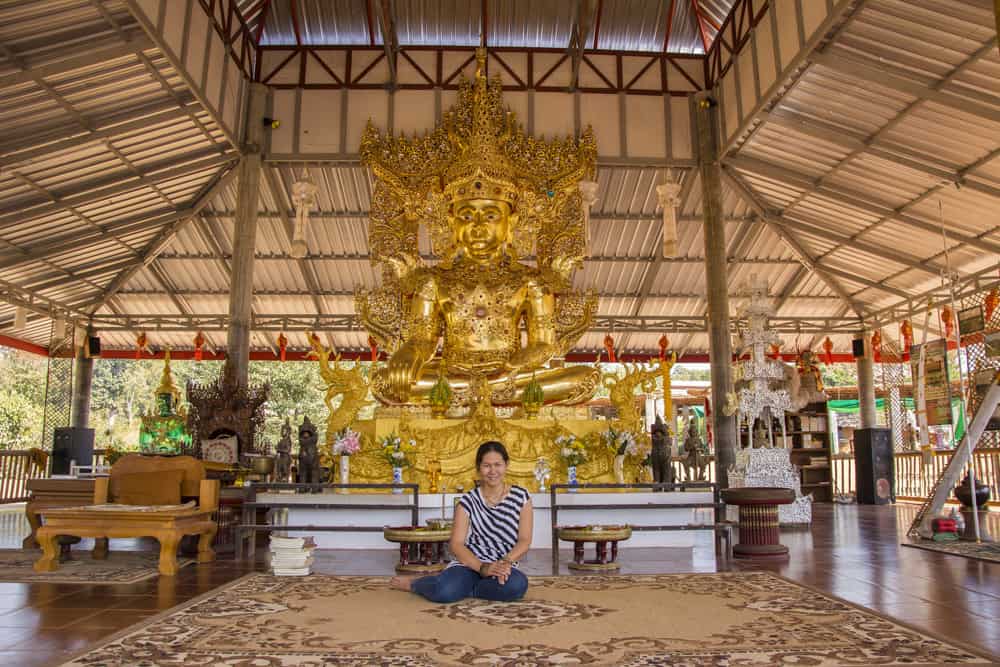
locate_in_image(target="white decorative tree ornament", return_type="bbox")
[655,175,682,258]
[290,176,319,259]
[578,180,599,255]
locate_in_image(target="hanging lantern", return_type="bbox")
[135,332,149,360]
[603,334,616,363]
[277,332,288,362]
[822,336,834,365]
[12,306,26,330]
[941,306,954,340]
[871,330,882,364]
[193,331,205,361]
[985,287,999,324]
[579,180,598,255]
[289,177,318,259]
[658,334,669,360]
[655,176,682,258]
[900,320,913,355]
[368,335,379,363]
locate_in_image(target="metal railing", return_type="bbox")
[832,447,1000,506]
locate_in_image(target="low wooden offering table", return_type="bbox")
[383,526,451,573]
[721,487,795,560]
[557,524,632,571]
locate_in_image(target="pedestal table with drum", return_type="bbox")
[721,487,795,559]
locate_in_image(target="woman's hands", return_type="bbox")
[480,559,513,584]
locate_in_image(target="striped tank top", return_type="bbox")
[456,484,530,565]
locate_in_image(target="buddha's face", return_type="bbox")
[451,198,513,262]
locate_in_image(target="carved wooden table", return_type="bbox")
[557,524,632,571]
[383,526,451,573]
[24,478,108,559]
[721,487,796,560]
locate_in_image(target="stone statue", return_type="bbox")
[650,415,674,489]
[296,415,322,485]
[275,417,293,482]
[357,48,600,407]
[752,419,769,449]
[682,419,708,481]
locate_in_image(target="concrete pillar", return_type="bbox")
[856,332,878,428]
[224,83,269,387]
[694,91,737,487]
[70,332,94,429]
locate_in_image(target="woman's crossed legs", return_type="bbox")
[392,565,528,603]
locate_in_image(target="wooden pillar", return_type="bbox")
[856,332,877,428]
[694,91,737,487]
[224,83,268,387]
[70,329,93,429]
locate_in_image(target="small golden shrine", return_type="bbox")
[310,49,669,490]
[139,350,192,455]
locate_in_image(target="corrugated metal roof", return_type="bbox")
[3,0,998,360]
[249,0,736,55]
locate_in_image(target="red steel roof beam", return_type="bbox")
[691,0,711,53]
[662,0,676,52]
[289,0,303,46]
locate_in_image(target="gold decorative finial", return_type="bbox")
[155,348,182,412]
[475,47,487,79]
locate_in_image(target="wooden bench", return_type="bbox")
[34,455,219,576]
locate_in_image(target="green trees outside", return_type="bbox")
[0,348,46,449]
[0,340,874,452]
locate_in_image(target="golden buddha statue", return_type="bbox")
[357,49,600,406]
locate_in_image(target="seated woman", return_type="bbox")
[390,441,532,603]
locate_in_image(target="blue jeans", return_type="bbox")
[411,565,528,603]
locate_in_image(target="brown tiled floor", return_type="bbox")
[0,502,997,665]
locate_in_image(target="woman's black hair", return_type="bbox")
[475,441,509,467]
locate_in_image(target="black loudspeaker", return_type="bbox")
[87,336,101,357]
[854,428,894,505]
[852,338,865,358]
[51,427,95,475]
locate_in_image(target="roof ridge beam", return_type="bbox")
[725,154,1000,258]
[0,38,154,88]
[0,149,237,227]
[809,49,1000,126]
[88,166,239,313]
[721,167,866,318]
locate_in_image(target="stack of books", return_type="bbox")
[268,535,316,576]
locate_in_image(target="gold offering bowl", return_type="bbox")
[557,525,632,542]
[383,526,452,542]
[249,456,275,476]
[425,518,454,531]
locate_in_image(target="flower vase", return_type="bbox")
[392,466,404,494]
[338,456,350,494]
[613,454,626,485]
[567,465,578,492]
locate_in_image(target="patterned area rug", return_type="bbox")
[904,539,1000,564]
[59,572,996,666]
[0,550,193,584]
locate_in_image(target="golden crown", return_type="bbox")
[361,49,595,201]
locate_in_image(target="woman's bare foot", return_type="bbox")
[389,574,420,592]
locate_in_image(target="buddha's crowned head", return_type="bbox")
[360,47,596,273]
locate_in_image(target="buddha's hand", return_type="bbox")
[385,346,421,403]
[505,343,555,372]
